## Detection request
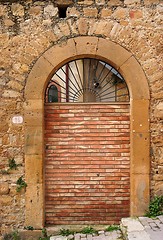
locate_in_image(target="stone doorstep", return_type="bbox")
[19,230,42,240]
[18,225,121,240]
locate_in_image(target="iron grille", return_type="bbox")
[45,58,129,103]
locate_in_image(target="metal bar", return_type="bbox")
[74,60,84,91]
[66,64,69,102]
[66,63,83,93]
[50,80,77,99]
[59,65,81,99]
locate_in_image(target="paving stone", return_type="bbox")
[50,237,68,240]
[121,216,163,240]
[67,235,74,240]
[121,218,144,232]
[127,231,151,240]
[74,233,81,240]
[86,234,93,240]
[158,216,163,223]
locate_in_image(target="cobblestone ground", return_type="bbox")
[50,230,123,240]
[121,215,163,240]
[139,216,163,240]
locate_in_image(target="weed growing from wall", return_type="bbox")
[145,195,163,218]
[16,176,27,192]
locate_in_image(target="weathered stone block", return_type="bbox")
[83,8,98,17]
[11,3,24,17]
[44,5,58,17]
[129,10,143,19]
[144,0,160,5]
[155,182,163,196]
[78,0,93,5]
[154,102,163,119]
[0,182,9,195]
[95,0,105,5]
[0,195,12,206]
[78,18,89,35]
[124,0,140,5]
[67,7,80,17]
[113,7,128,19]
[100,8,112,18]
[108,0,122,6]
[29,6,42,16]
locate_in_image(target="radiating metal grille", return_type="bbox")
[45,58,129,103]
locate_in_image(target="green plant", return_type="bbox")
[1,158,21,175]
[12,231,21,240]
[8,158,21,170]
[39,228,51,240]
[16,176,27,192]
[145,195,163,218]
[24,226,34,230]
[1,169,10,175]
[81,226,97,235]
[3,231,21,240]
[105,225,120,232]
[59,228,75,236]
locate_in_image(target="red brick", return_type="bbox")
[45,103,130,225]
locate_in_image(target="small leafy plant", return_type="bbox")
[39,228,51,240]
[16,176,27,192]
[8,158,21,170]
[81,226,97,234]
[1,158,21,174]
[105,225,120,232]
[145,195,163,218]
[24,226,34,230]
[59,228,75,236]
[3,231,21,240]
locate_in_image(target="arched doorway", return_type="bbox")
[44,58,130,225]
[24,37,150,228]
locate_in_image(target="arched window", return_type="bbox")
[48,85,58,102]
[45,58,129,103]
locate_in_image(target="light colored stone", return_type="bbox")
[89,20,113,36]
[95,0,105,5]
[0,182,9,195]
[113,7,128,19]
[0,5,7,17]
[100,8,112,18]
[29,6,42,16]
[67,7,80,17]
[144,0,159,5]
[11,3,24,17]
[108,0,122,6]
[44,5,58,17]
[78,0,93,5]
[2,90,21,98]
[7,81,23,92]
[124,0,140,4]
[78,18,89,35]
[4,19,15,27]
[83,8,98,17]
[154,102,163,119]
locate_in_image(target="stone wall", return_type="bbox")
[0,0,162,235]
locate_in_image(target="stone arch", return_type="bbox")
[24,36,150,228]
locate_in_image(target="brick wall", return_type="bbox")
[44,103,130,225]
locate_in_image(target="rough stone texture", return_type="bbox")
[0,0,162,236]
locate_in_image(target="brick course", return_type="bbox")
[45,103,130,225]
